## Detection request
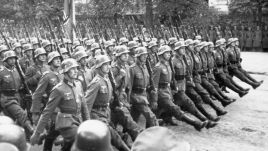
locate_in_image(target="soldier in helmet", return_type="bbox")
[128,47,159,127]
[19,43,35,73]
[25,47,50,92]
[227,38,262,89]
[60,48,70,60]
[0,143,19,151]
[111,45,143,141]
[214,39,249,97]
[184,39,220,122]
[198,42,234,107]
[104,40,115,60]
[71,120,113,151]
[30,58,90,151]
[73,49,94,91]
[85,55,130,151]
[153,45,209,130]
[90,43,100,58]
[119,37,129,46]
[168,37,178,50]
[0,50,34,135]
[189,40,228,116]
[0,115,15,125]
[13,43,23,58]
[42,40,53,53]
[31,51,63,151]
[0,45,9,67]
[127,41,139,66]
[147,40,159,68]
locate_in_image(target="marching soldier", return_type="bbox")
[127,41,139,66]
[60,48,70,60]
[73,49,94,91]
[42,40,53,53]
[214,39,248,97]
[128,47,159,127]
[147,40,159,68]
[153,45,208,130]
[12,43,23,58]
[0,45,9,67]
[19,43,35,73]
[85,55,130,151]
[0,50,34,134]
[199,42,233,107]
[190,40,227,116]
[25,48,50,92]
[184,39,220,121]
[111,45,143,141]
[31,51,63,151]
[30,58,90,151]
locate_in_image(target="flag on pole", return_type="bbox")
[63,0,76,41]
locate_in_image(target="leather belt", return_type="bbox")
[175,75,185,80]
[93,103,110,109]
[132,87,147,94]
[159,83,170,89]
[1,89,20,96]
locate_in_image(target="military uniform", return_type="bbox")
[0,64,32,131]
[85,72,130,150]
[129,60,158,127]
[35,78,90,150]
[18,56,34,73]
[77,66,94,91]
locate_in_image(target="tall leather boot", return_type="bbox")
[181,114,207,131]
[192,109,208,122]
[208,100,227,116]
[196,104,220,122]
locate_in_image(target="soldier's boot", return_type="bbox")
[212,92,233,107]
[230,79,250,92]
[181,114,207,131]
[252,82,261,89]
[239,90,248,97]
[192,109,208,122]
[208,101,227,116]
[222,86,229,93]
[196,104,220,122]
[206,121,218,129]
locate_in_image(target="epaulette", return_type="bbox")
[129,63,136,68]
[42,71,50,77]
[155,62,161,67]
[91,76,100,83]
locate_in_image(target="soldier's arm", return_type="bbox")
[111,66,121,89]
[152,65,161,89]
[85,77,100,113]
[25,67,40,86]
[31,74,49,114]
[81,95,90,121]
[35,87,62,134]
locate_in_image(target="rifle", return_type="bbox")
[23,23,32,43]
[45,18,63,58]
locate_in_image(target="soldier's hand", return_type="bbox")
[32,113,40,125]
[30,132,41,145]
[120,69,127,77]
[150,102,158,111]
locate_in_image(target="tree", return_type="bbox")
[229,0,267,26]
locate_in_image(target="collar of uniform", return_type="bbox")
[160,59,169,66]
[97,73,109,81]
[4,64,16,72]
[136,60,146,68]
[63,77,75,87]
[116,60,126,69]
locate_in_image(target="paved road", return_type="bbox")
[30,52,268,151]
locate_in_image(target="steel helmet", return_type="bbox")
[119,37,129,45]
[73,40,81,49]
[227,38,236,45]
[0,116,15,125]
[185,39,194,46]
[31,38,38,45]
[135,47,148,57]
[148,41,158,49]
[3,51,17,61]
[74,50,88,62]
[91,43,100,51]
[174,41,186,50]
[60,48,69,54]
[34,47,47,58]
[71,120,113,151]
[0,143,19,151]
[42,40,51,48]
[47,51,61,63]
[208,42,214,47]
[168,37,178,45]
[115,45,129,57]
[74,46,86,53]
[215,39,224,47]
[193,40,202,47]
[104,40,115,48]
[22,43,34,53]
[61,58,79,73]
[95,55,111,69]
[0,45,9,53]
[128,41,139,50]
[200,42,210,49]
[85,39,95,46]
[158,45,171,55]
[0,124,29,151]
[195,35,202,40]
[12,43,22,50]
[19,39,26,45]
